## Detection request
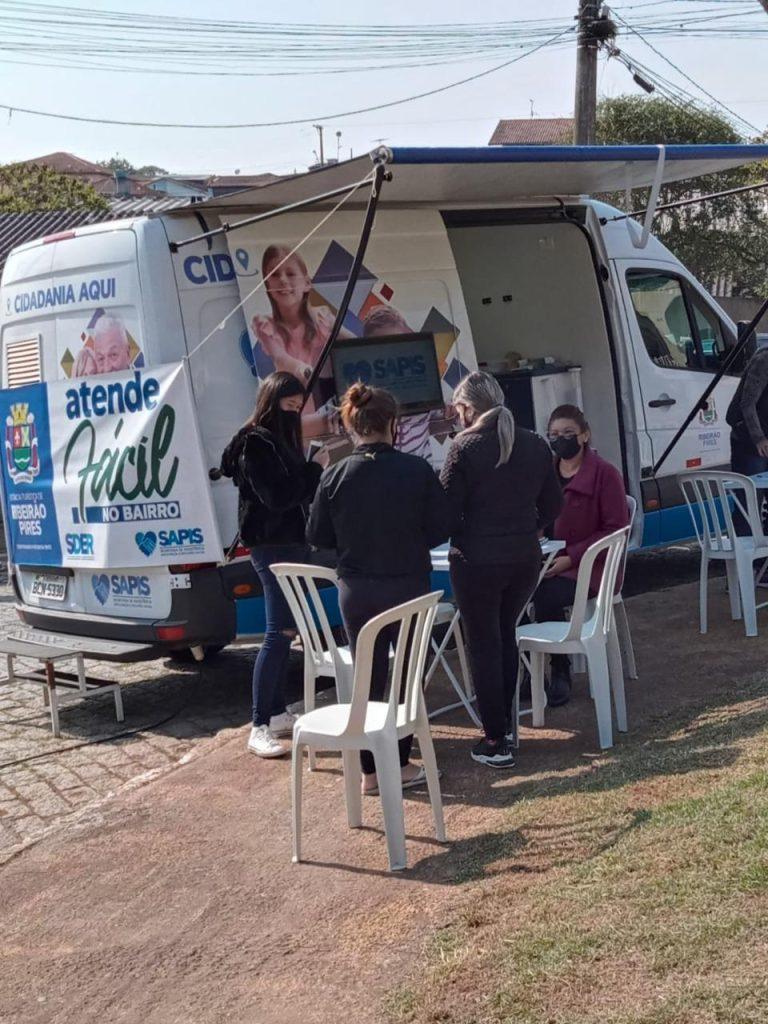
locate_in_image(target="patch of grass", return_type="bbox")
[382,986,419,1022]
[385,680,768,1024]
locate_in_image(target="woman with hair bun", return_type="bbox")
[307,382,453,794]
[440,371,563,770]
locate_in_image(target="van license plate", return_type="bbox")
[30,575,68,602]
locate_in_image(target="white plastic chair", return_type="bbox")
[516,527,630,750]
[271,562,352,696]
[571,495,639,681]
[613,495,640,680]
[423,602,480,726]
[679,471,768,637]
[291,590,445,872]
[271,563,354,769]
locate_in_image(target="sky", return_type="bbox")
[0,0,766,176]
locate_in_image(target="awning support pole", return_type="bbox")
[301,162,389,411]
[606,179,768,223]
[626,144,665,249]
[169,179,376,252]
[653,294,768,475]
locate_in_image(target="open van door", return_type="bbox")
[616,258,740,542]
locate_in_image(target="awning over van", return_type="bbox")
[180,144,768,212]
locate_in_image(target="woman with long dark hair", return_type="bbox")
[220,372,323,758]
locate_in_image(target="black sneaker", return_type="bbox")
[471,737,516,769]
[545,671,572,707]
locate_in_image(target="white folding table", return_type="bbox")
[425,539,565,725]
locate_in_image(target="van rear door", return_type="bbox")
[2,226,176,622]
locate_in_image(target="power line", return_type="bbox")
[609,47,751,137]
[609,7,762,134]
[0,27,572,130]
[0,1,763,78]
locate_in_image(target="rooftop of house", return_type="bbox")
[489,117,575,146]
[25,152,151,196]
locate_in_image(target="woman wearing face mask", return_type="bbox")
[534,404,629,708]
[307,382,453,795]
[219,372,323,759]
[440,372,563,769]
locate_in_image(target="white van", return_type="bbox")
[2,143,766,656]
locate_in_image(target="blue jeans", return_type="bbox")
[250,544,305,727]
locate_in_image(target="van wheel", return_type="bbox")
[168,644,226,663]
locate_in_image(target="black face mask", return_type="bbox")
[550,435,582,461]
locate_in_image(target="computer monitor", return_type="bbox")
[331,332,443,415]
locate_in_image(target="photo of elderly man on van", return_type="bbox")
[73,314,137,378]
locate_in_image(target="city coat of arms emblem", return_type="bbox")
[5,403,40,484]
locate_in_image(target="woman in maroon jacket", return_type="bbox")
[533,404,629,707]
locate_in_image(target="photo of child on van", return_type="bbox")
[251,245,335,392]
[251,245,343,438]
[73,314,137,378]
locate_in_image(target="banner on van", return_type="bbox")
[223,213,473,465]
[0,363,223,569]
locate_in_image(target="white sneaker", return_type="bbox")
[247,725,288,758]
[269,711,298,737]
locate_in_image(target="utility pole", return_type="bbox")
[574,3,616,144]
[313,124,325,165]
[574,0,599,144]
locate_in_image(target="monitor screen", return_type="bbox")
[331,332,443,414]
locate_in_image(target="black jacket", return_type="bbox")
[307,443,453,578]
[727,347,768,448]
[440,423,563,565]
[220,426,322,548]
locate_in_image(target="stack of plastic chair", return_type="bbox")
[679,470,768,637]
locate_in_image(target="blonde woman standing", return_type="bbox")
[440,372,562,769]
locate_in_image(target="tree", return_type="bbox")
[596,95,768,297]
[97,155,168,177]
[0,162,108,213]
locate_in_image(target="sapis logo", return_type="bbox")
[343,355,426,386]
[135,531,158,557]
[159,528,204,548]
[342,360,374,384]
[135,528,204,556]
[91,573,151,605]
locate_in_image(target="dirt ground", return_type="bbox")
[0,575,765,1024]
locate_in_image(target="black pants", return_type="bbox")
[531,574,579,680]
[450,549,540,743]
[730,437,768,536]
[337,572,430,776]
